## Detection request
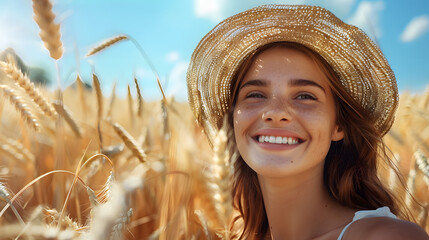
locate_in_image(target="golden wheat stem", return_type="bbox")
[112,122,147,162]
[57,153,112,230]
[127,36,159,81]
[32,0,63,60]
[0,183,25,226]
[0,61,57,118]
[86,35,128,56]
[0,170,88,218]
[0,85,40,131]
[52,101,81,138]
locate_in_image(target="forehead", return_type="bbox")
[243,46,330,84]
[251,46,315,68]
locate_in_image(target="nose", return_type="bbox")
[262,98,291,123]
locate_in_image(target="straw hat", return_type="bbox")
[187,4,398,140]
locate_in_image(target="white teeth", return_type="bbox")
[258,135,299,145]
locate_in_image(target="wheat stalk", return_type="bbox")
[52,101,81,138]
[112,122,146,163]
[86,35,128,57]
[0,182,25,226]
[0,60,57,118]
[134,77,144,117]
[0,85,40,131]
[32,0,63,60]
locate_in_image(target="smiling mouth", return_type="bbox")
[256,135,303,145]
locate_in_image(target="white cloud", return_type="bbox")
[194,0,225,22]
[166,61,189,101]
[401,15,429,42]
[348,1,385,40]
[166,51,180,62]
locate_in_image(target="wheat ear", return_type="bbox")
[112,122,146,162]
[75,74,87,119]
[134,77,144,117]
[0,85,40,131]
[106,82,117,120]
[0,61,57,118]
[0,143,27,163]
[93,74,103,120]
[86,35,128,57]
[0,135,35,163]
[205,120,233,237]
[415,150,429,185]
[32,0,63,60]
[52,101,81,138]
[127,85,134,126]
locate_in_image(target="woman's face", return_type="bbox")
[233,47,344,178]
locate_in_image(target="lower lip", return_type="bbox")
[254,139,302,151]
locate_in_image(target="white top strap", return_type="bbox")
[337,206,397,240]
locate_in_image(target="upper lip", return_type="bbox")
[252,129,305,142]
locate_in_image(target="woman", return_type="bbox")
[187,5,429,240]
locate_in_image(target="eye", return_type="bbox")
[246,92,265,99]
[296,93,316,100]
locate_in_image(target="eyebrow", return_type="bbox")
[239,79,267,90]
[239,79,326,93]
[289,79,326,93]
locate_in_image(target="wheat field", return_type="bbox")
[0,0,428,239]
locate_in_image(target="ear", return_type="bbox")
[331,125,344,142]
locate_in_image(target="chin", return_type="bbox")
[247,160,300,177]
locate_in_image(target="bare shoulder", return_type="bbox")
[344,217,429,240]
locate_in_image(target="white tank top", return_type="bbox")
[337,206,397,240]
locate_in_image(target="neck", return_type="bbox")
[258,166,354,240]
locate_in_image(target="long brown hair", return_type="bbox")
[228,42,408,239]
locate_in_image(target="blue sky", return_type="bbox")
[0,0,428,101]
